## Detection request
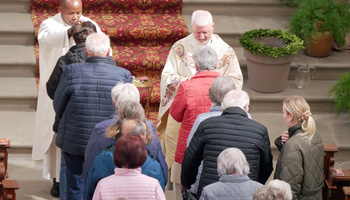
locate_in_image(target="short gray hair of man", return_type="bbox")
[192,45,218,71]
[191,10,213,26]
[217,147,250,176]
[222,89,250,111]
[111,82,140,110]
[267,180,292,200]
[209,76,236,106]
[85,32,110,56]
[120,117,153,144]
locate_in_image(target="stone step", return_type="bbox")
[0,0,30,13]
[244,79,337,113]
[0,77,37,111]
[0,13,35,45]
[0,110,35,148]
[234,47,350,81]
[0,45,36,77]
[182,0,296,16]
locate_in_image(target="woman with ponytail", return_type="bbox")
[274,96,323,200]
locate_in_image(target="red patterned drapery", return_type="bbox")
[30,0,189,123]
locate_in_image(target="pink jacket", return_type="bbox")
[170,71,221,164]
[93,167,166,200]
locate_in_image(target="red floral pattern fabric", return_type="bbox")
[30,0,189,123]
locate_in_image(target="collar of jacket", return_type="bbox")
[192,71,221,79]
[222,107,248,118]
[69,42,86,52]
[86,56,112,64]
[219,174,250,183]
[209,105,222,112]
[288,123,303,138]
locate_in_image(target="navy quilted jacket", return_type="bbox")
[181,107,273,197]
[53,56,132,155]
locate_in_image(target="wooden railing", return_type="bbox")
[0,140,19,200]
[323,143,350,200]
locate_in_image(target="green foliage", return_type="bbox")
[239,29,304,58]
[288,0,350,48]
[329,71,350,117]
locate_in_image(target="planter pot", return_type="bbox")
[244,49,294,93]
[304,29,333,57]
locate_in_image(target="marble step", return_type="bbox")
[243,79,337,113]
[0,0,30,13]
[234,47,350,81]
[0,77,37,111]
[0,110,35,148]
[0,45,36,77]
[0,13,35,45]
[182,0,296,16]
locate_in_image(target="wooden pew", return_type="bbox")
[323,143,350,200]
[344,187,350,200]
[0,140,19,200]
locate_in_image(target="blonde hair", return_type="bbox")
[106,101,146,139]
[283,95,316,144]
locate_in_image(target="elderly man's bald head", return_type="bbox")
[60,0,82,26]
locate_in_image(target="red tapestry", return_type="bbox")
[30,0,189,124]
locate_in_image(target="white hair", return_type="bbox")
[267,180,293,200]
[217,148,250,176]
[111,82,140,110]
[192,46,217,71]
[191,10,213,26]
[85,32,110,56]
[222,90,250,111]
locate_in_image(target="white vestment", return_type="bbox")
[32,13,104,180]
[158,33,243,127]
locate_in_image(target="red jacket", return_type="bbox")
[170,71,220,164]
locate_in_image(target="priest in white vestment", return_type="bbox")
[31,0,108,197]
[158,10,243,198]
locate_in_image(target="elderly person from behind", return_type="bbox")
[83,83,167,184]
[200,148,262,200]
[169,45,221,195]
[182,90,273,197]
[253,185,286,200]
[267,180,292,200]
[85,117,165,200]
[92,134,166,200]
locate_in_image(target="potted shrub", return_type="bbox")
[239,28,303,93]
[328,71,350,117]
[288,0,350,57]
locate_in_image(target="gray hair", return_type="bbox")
[85,32,110,56]
[191,10,213,26]
[217,148,250,176]
[267,180,292,200]
[192,46,217,71]
[120,118,153,144]
[222,90,250,111]
[111,82,140,110]
[209,76,236,106]
[253,185,285,200]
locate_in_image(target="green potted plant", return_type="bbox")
[288,0,350,57]
[328,71,350,117]
[239,28,303,93]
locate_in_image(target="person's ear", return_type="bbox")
[106,48,110,56]
[212,22,215,31]
[85,48,88,55]
[195,64,198,71]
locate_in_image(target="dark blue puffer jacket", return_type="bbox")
[53,56,132,155]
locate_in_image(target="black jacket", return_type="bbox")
[181,107,273,197]
[46,43,116,132]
